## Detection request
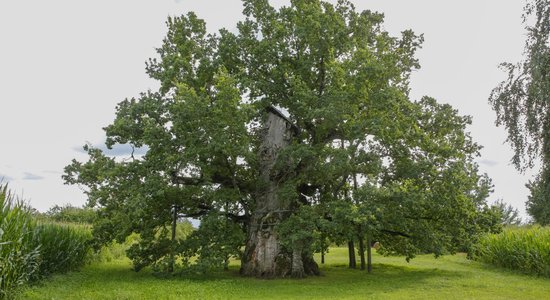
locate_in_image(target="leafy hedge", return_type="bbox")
[0,183,92,298]
[473,226,550,277]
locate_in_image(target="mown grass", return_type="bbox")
[21,247,550,299]
[473,226,550,277]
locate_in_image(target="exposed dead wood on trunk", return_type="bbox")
[240,107,319,278]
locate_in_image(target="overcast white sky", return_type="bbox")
[0,0,538,219]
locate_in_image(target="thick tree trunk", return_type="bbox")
[240,108,319,278]
[291,247,305,278]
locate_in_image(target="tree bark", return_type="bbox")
[291,247,305,278]
[358,235,366,271]
[240,108,319,278]
[169,204,177,273]
[367,234,372,273]
[348,240,356,269]
[321,236,325,264]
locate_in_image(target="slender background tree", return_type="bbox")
[489,0,550,225]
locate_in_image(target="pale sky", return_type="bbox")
[0,0,537,220]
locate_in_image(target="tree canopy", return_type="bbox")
[65,0,497,277]
[489,0,550,225]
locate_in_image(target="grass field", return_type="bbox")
[20,247,550,300]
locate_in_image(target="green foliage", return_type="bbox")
[42,204,96,224]
[489,0,550,170]
[322,96,498,260]
[491,199,523,226]
[489,0,550,224]
[126,220,195,273]
[473,226,550,277]
[64,0,495,274]
[177,214,243,273]
[526,173,550,225]
[0,183,40,299]
[277,206,321,256]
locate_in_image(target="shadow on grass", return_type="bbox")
[329,263,461,281]
[84,259,463,287]
[21,260,471,300]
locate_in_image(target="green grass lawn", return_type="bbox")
[20,248,550,300]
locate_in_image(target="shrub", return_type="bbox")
[95,221,193,265]
[39,204,96,224]
[0,183,40,299]
[473,226,550,277]
[96,232,140,262]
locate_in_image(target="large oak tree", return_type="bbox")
[65,0,496,278]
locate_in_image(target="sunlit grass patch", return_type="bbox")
[21,248,550,300]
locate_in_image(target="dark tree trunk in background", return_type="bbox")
[367,234,372,273]
[321,236,326,264]
[348,240,356,269]
[224,201,230,271]
[358,236,366,271]
[169,205,177,273]
[240,108,319,278]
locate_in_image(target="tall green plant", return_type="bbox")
[29,223,92,281]
[473,226,550,277]
[0,183,93,298]
[0,183,40,299]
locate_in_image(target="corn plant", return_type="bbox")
[0,183,40,299]
[473,226,550,277]
[29,223,92,281]
[0,183,93,298]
